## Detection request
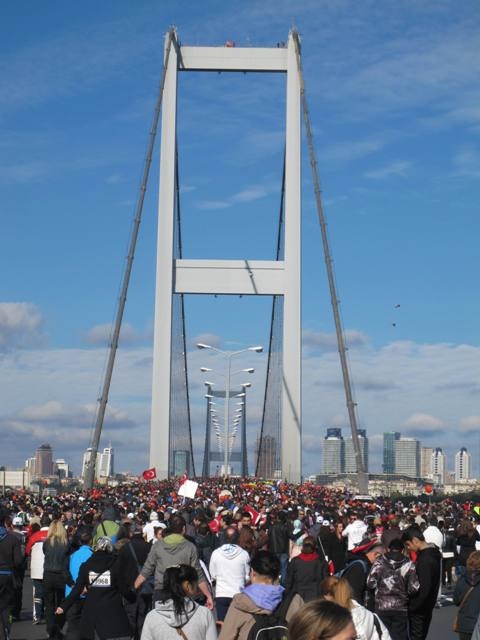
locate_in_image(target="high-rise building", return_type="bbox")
[394,438,420,477]
[98,447,114,478]
[54,459,70,479]
[383,432,400,474]
[82,447,114,481]
[323,428,344,474]
[455,447,471,482]
[82,448,92,479]
[34,444,53,477]
[25,457,36,476]
[345,429,369,473]
[431,448,446,485]
[421,447,434,478]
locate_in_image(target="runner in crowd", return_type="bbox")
[2,476,480,638]
[366,537,420,640]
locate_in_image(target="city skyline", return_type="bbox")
[320,428,476,483]
[1,2,480,476]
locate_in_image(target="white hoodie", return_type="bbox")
[209,543,250,598]
[141,599,216,640]
[351,600,391,640]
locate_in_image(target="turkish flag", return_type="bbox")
[180,473,188,486]
[244,504,260,525]
[142,467,157,481]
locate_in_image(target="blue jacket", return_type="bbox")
[66,545,93,597]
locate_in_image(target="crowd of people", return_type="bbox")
[0,478,480,640]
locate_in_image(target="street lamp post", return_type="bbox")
[197,343,262,475]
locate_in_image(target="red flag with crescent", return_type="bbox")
[142,467,157,481]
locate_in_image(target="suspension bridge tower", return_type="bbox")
[150,31,302,482]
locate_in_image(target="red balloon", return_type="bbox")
[425,484,433,494]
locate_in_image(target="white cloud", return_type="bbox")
[105,173,122,185]
[197,184,269,210]
[451,145,480,179]
[303,328,368,351]
[0,18,161,115]
[460,416,480,433]
[0,336,480,475]
[190,333,223,349]
[83,322,144,346]
[0,302,45,349]
[404,412,444,431]
[320,136,390,165]
[329,25,480,120]
[364,161,411,180]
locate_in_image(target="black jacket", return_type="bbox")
[321,531,347,573]
[453,572,480,634]
[285,553,327,602]
[118,536,151,589]
[60,550,135,640]
[268,522,290,554]
[408,545,441,615]
[456,532,480,567]
[0,527,22,573]
[42,540,70,574]
[194,531,216,566]
[343,551,372,606]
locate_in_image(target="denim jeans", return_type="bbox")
[276,552,289,586]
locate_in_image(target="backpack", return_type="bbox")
[335,558,368,579]
[246,590,296,640]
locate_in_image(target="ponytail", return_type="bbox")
[319,576,353,609]
[161,565,198,617]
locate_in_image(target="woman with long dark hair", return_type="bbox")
[453,550,480,640]
[456,520,480,575]
[285,535,327,602]
[140,565,216,640]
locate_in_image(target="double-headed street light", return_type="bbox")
[197,343,262,475]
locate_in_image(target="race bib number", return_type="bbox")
[89,570,111,587]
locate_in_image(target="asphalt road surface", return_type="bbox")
[10,578,458,640]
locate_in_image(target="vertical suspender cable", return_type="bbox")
[84,29,177,490]
[174,147,196,477]
[291,30,368,494]
[256,153,286,477]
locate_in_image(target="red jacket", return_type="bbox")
[26,528,48,556]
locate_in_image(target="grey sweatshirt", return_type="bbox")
[141,534,206,589]
[140,599,216,640]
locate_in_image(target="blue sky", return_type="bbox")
[1,1,480,477]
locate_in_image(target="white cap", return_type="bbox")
[150,511,158,521]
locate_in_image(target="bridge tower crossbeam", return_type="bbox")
[150,31,302,482]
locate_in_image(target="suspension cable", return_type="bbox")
[84,28,177,490]
[256,151,286,477]
[291,30,368,494]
